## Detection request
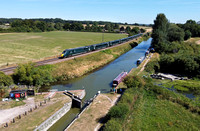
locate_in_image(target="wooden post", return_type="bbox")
[12,118,15,123]
[18,115,21,119]
[4,123,8,127]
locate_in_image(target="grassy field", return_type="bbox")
[124,89,200,131]
[0,31,127,67]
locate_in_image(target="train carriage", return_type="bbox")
[60,33,143,58]
[109,40,120,46]
[90,42,109,51]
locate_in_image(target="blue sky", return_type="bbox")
[0,0,200,24]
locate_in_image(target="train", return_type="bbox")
[60,33,143,58]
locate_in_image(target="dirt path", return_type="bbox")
[68,94,120,131]
[197,40,200,45]
[137,53,153,75]
[0,97,35,126]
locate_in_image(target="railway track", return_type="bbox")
[0,58,59,75]
[0,37,141,75]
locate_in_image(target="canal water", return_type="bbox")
[48,38,152,131]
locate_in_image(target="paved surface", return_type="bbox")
[0,98,35,126]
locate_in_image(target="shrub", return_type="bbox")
[0,71,13,86]
[145,60,160,73]
[106,103,129,120]
[12,63,55,86]
[124,76,145,88]
[104,119,122,131]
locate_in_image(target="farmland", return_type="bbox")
[0,31,127,67]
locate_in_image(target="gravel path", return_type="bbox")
[0,97,35,126]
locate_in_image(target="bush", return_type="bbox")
[145,60,160,73]
[0,71,13,86]
[124,76,145,88]
[104,119,122,131]
[184,30,192,40]
[12,63,55,86]
[130,42,138,48]
[106,103,129,120]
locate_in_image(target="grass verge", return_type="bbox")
[52,37,143,81]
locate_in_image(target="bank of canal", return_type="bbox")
[48,38,152,131]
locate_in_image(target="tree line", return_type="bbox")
[147,13,200,78]
[0,18,147,34]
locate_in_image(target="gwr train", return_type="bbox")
[60,33,143,58]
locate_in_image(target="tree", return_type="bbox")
[105,23,112,32]
[46,22,55,31]
[54,22,63,30]
[167,24,185,42]
[184,30,192,40]
[125,26,131,33]
[131,27,140,34]
[70,22,84,31]
[63,23,70,31]
[0,72,13,86]
[91,22,99,32]
[13,63,54,86]
[140,28,146,33]
[120,26,125,32]
[183,20,200,37]
[36,21,47,32]
[113,23,119,29]
[151,13,170,52]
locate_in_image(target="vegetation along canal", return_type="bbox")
[48,38,152,130]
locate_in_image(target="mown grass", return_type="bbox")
[0,99,26,110]
[0,31,127,66]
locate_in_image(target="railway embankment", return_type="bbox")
[52,36,148,82]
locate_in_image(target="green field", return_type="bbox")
[0,31,127,67]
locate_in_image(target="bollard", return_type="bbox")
[24,111,27,116]
[30,108,32,112]
[35,105,37,109]
[40,102,42,106]
[18,115,21,119]
[12,118,15,123]
[4,123,8,128]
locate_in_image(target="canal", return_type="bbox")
[48,38,152,131]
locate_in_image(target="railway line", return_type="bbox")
[0,36,142,75]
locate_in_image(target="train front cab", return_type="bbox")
[60,50,69,58]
